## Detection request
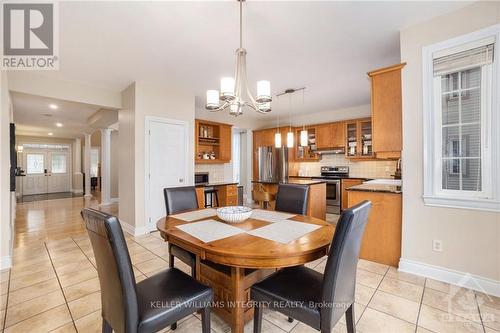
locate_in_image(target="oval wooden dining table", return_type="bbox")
[157,209,335,333]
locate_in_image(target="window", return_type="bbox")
[51,154,67,174]
[423,25,500,211]
[90,148,99,177]
[26,154,45,174]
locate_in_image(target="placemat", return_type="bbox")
[246,220,321,244]
[171,208,217,222]
[250,209,296,223]
[176,219,245,243]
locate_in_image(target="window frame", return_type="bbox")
[422,24,500,212]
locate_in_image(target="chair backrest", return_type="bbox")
[81,208,139,333]
[274,183,309,215]
[320,200,371,331]
[163,186,198,215]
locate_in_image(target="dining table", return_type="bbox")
[156,208,335,333]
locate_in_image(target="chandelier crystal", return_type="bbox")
[205,0,271,116]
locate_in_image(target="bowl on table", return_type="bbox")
[216,206,253,224]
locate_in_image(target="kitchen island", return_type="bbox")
[347,182,402,266]
[195,182,239,208]
[252,179,326,220]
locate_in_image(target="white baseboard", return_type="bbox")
[72,189,83,194]
[1,256,12,270]
[110,197,119,203]
[119,219,151,237]
[399,258,500,297]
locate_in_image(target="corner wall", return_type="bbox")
[400,1,500,291]
[1,72,12,268]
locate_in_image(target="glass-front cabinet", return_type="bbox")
[345,118,373,159]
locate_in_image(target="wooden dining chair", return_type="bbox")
[163,186,198,276]
[81,208,213,333]
[274,183,309,215]
[251,200,372,333]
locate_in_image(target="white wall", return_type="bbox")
[110,130,119,199]
[119,81,195,233]
[400,1,500,288]
[1,72,12,269]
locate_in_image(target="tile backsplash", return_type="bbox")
[297,154,397,179]
[195,163,234,183]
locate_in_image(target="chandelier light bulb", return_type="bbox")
[274,132,282,148]
[220,77,236,101]
[206,90,220,110]
[287,131,294,148]
[300,129,308,147]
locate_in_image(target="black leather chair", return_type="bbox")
[81,208,213,333]
[274,183,310,215]
[163,186,198,277]
[251,200,372,333]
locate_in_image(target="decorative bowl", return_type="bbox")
[216,206,253,224]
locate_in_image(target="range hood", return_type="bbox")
[315,148,345,155]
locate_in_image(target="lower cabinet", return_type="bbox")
[340,179,364,211]
[195,185,238,208]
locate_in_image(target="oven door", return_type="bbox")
[325,180,341,214]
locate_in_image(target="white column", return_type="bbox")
[100,128,111,205]
[84,133,92,198]
[74,138,81,173]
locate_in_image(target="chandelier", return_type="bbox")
[205,0,271,116]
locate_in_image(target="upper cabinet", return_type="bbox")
[345,118,373,159]
[315,122,345,150]
[195,119,232,164]
[368,63,406,159]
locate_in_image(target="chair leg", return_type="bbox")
[253,303,263,333]
[345,303,356,333]
[102,319,112,333]
[287,317,294,323]
[201,306,211,333]
[170,322,177,330]
[169,254,174,268]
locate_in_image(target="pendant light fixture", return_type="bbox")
[205,0,272,116]
[276,88,306,148]
[274,95,282,148]
[286,93,294,148]
[300,89,308,147]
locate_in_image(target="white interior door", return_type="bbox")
[47,152,71,193]
[147,119,188,227]
[23,152,48,195]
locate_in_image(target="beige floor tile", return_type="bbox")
[9,268,56,291]
[0,309,4,328]
[194,311,230,333]
[68,290,101,320]
[368,290,420,324]
[74,309,101,333]
[379,276,424,302]
[386,267,426,286]
[244,318,288,333]
[54,259,94,276]
[131,250,158,265]
[170,314,204,333]
[416,326,435,333]
[1,270,10,283]
[358,259,389,275]
[422,287,480,322]
[356,268,384,289]
[426,278,459,294]
[63,277,100,302]
[135,257,168,274]
[136,274,147,282]
[58,266,97,288]
[313,259,327,273]
[418,304,483,333]
[1,281,8,295]
[51,251,88,268]
[304,256,326,269]
[357,307,415,333]
[5,289,65,327]
[10,260,53,280]
[8,277,60,306]
[480,304,500,331]
[477,292,500,311]
[1,293,7,310]
[50,322,77,333]
[4,304,72,333]
[263,308,299,332]
[153,246,171,258]
[355,283,376,306]
[485,327,500,333]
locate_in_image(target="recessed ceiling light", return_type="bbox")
[48,132,53,136]
[49,104,58,110]
[56,122,63,127]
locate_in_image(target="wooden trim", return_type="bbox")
[367,62,407,76]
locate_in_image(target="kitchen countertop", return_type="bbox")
[252,179,326,186]
[195,181,239,188]
[289,175,370,180]
[346,183,402,194]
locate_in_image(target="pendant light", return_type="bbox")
[300,89,308,147]
[274,96,282,148]
[286,93,294,148]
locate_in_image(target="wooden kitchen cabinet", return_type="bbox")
[315,122,345,150]
[368,63,406,159]
[340,178,364,211]
[345,118,374,159]
[217,184,238,206]
[195,119,232,164]
[294,126,320,162]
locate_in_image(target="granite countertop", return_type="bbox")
[252,179,325,186]
[347,183,402,194]
[289,175,370,180]
[195,181,239,188]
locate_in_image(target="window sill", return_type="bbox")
[423,195,500,212]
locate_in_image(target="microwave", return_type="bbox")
[195,172,209,185]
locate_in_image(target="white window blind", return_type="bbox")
[433,43,494,76]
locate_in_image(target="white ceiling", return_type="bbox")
[12,92,104,138]
[26,1,471,119]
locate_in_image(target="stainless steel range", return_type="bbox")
[312,166,349,215]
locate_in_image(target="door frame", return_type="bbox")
[144,116,190,232]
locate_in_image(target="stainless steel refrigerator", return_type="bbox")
[257,146,288,183]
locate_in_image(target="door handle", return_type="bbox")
[179,178,184,183]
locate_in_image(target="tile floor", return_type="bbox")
[1,197,499,333]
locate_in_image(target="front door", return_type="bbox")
[23,152,48,195]
[22,150,71,195]
[147,119,188,227]
[47,152,71,193]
